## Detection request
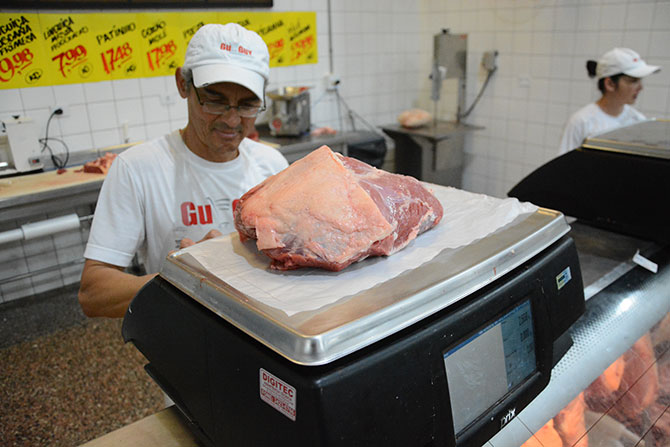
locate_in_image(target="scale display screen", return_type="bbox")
[443,299,536,434]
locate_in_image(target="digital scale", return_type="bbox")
[123,201,585,446]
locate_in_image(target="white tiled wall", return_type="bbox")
[1,0,669,302]
[426,0,670,197]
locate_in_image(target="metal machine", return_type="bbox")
[383,30,495,188]
[430,29,468,125]
[0,116,43,176]
[267,86,311,137]
[122,185,585,447]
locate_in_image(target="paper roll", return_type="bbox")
[21,213,81,240]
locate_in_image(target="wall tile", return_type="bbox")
[0,278,34,303]
[625,2,655,30]
[554,6,578,32]
[651,2,670,31]
[600,3,627,31]
[0,253,29,281]
[30,270,64,295]
[0,89,23,114]
[112,78,141,100]
[139,76,170,97]
[87,101,118,132]
[61,132,95,154]
[648,31,670,59]
[59,104,91,135]
[92,129,122,149]
[83,81,114,102]
[577,5,601,32]
[622,30,651,56]
[115,98,144,127]
[53,84,86,107]
[20,86,56,110]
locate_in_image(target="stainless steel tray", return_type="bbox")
[583,119,670,159]
[160,208,569,366]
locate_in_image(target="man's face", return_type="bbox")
[186,81,261,161]
[613,75,643,105]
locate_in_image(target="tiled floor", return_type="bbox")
[0,285,164,447]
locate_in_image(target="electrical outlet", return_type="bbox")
[482,50,498,72]
[323,72,340,91]
[50,105,68,117]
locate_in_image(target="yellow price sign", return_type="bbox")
[286,13,317,65]
[137,12,217,78]
[89,13,143,80]
[221,12,317,67]
[0,11,317,89]
[0,14,49,88]
[39,13,95,84]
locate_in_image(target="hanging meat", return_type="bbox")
[234,145,443,271]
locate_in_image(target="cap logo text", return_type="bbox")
[219,42,252,56]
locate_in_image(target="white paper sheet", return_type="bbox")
[172,185,537,316]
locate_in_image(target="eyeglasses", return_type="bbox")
[191,80,265,118]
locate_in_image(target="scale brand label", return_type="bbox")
[556,266,572,290]
[259,368,296,421]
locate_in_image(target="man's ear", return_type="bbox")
[175,67,189,98]
[603,77,617,93]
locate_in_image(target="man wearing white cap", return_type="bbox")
[557,48,661,155]
[79,24,288,318]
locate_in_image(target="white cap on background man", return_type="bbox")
[596,47,660,80]
[183,23,270,102]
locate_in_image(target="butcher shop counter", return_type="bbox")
[79,220,670,447]
[0,142,134,223]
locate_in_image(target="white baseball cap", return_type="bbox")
[183,23,270,102]
[596,47,660,80]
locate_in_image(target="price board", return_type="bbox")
[0,11,317,90]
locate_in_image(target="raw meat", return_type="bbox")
[397,108,432,128]
[234,145,443,271]
[520,419,562,447]
[82,152,117,174]
[584,333,660,442]
[553,392,588,447]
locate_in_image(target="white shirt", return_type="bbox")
[84,130,288,273]
[558,103,647,155]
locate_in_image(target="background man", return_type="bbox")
[78,23,288,318]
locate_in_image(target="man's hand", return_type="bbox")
[179,229,223,249]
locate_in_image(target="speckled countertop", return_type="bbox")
[0,284,164,447]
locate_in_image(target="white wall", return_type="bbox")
[1,0,669,302]
[420,0,670,197]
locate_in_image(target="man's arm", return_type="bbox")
[78,230,222,318]
[78,259,157,318]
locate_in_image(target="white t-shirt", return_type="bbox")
[84,130,288,273]
[557,103,648,155]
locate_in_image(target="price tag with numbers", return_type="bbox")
[39,13,95,85]
[88,12,142,80]
[0,14,51,88]
[0,11,318,90]
[137,12,215,78]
